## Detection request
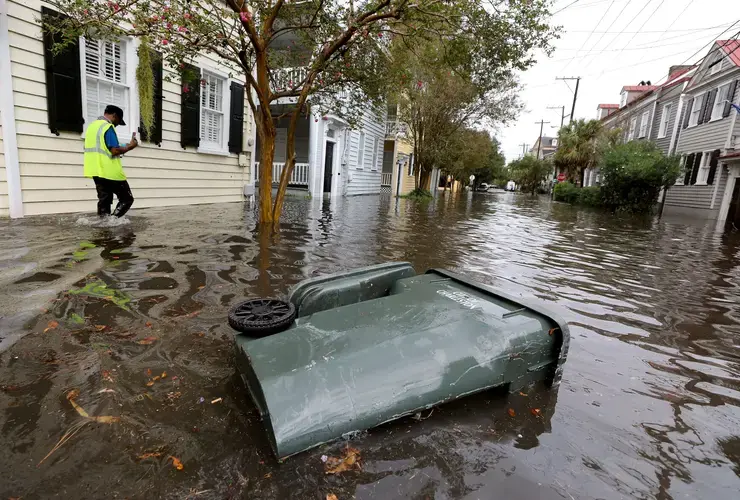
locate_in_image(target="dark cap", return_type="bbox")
[104,105,126,126]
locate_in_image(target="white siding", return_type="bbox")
[346,109,384,196]
[6,1,252,216]
[0,114,7,217]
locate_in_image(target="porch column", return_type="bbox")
[0,1,22,218]
[308,111,321,198]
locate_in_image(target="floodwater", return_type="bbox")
[1,192,740,499]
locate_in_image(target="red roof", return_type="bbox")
[720,151,740,161]
[717,40,740,67]
[598,103,619,109]
[622,85,659,92]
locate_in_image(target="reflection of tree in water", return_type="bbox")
[718,436,740,477]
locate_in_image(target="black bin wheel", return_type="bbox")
[228,298,296,336]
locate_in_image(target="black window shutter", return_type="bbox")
[139,51,163,145]
[723,80,738,118]
[689,153,702,185]
[683,98,693,129]
[180,63,200,149]
[698,93,710,124]
[683,153,695,185]
[705,89,718,122]
[707,149,721,185]
[228,82,245,154]
[41,7,83,135]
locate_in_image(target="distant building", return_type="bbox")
[529,136,558,159]
[596,104,619,119]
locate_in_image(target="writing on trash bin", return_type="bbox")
[436,289,479,309]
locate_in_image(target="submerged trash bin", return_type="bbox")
[232,262,569,459]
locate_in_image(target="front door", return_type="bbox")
[726,178,740,230]
[323,142,335,194]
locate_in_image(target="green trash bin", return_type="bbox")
[233,263,569,459]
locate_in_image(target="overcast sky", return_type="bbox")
[499,0,738,162]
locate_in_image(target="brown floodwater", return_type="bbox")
[1,192,740,499]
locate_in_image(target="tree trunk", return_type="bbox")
[418,169,431,192]
[257,116,276,224]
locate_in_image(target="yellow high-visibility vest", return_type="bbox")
[83,119,126,180]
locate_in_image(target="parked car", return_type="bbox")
[477,183,490,192]
[505,181,516,191]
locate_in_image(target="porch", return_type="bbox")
[254,104,311,189]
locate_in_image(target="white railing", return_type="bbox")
[381,172,393,186]
[271,67,309,92]
[254,162,310,186]
[386,120,408,138]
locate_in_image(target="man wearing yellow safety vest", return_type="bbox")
[84,105,138,217]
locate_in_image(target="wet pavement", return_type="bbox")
[1,192,740,499]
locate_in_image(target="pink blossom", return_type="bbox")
[178,26,187,33]
[162,39,169,45]
[183,84,190,93]
[167,23,173,29]
[152,15,158,21]
[240,11,252,23]
[83,9,89,15]
[184,13,191,19]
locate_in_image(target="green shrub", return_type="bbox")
[599,142,680,213]
[578,186,602,206]
[553,182,580,204]
[400,188,434,201]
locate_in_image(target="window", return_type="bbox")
[712,82,731,120]
[675,155,686,185]
[696,152,711,185]
[357,131,366,168]
[620,91,627,108]
[83,38,131,138]
[658,103,672,138]
[689,93,705,127]
[200,71,226,151]
[639,110,649,138]
[710,54,723,75]
[551,138,558,147]
[371,137,379,171]
[628,117,637,140]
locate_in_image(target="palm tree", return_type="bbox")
[554,119,605,184]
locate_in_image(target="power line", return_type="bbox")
[552,0,581,15]
[596,0,657,77]
[560,0,617,72]
[567,24,733,34]
[580,0,634,70]
[632,0,696,66]
[613,0,668,61]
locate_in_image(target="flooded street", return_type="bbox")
[2,192,740,499]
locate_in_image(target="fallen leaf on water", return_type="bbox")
[146,368,152,376]
[152,375,161,382]
[90,415,120,424]
[43,320,60,333]
[548,328,557,336]
[530,408,542,417]
[146,381,155,387]
[324,447,361,475]
[198,285,205,290]
[101,370,114,383]
[97,388,116,394]
[519,391,528,397]
[326,494,338,500]
[507,408,516,417]
[169,456,184,470]
[66,390,119,423]
[145,322,153,328]
[138,451,163,460]
[95,325,107,331]
[160,371,167,379]
[137,336,157,345]
[211,397,223,404]
[264,472,272,478]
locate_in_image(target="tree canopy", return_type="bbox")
[509,155,551,195]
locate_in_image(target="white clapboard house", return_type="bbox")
[0,1,254,218]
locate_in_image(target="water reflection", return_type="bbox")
[0,192,739,498]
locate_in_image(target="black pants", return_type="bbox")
[93,177,134,217]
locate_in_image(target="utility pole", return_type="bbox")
[547,105,567,129]
[556,76,581,124]
[535,120,550,158]
[519,143,528,158]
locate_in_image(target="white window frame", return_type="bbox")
[628,117,637,140]
[711,82,731,121]
[639,110,649,138]
[710,54,724,75]
[79,37,138,141]
[696,151,713,185]
[688,93,705,127]
[620,91,627,108]
[357,131,366,169]
[658,103,672,138]
[197,67,231,156]
[370,136,379,171]
[675,155,686,185]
